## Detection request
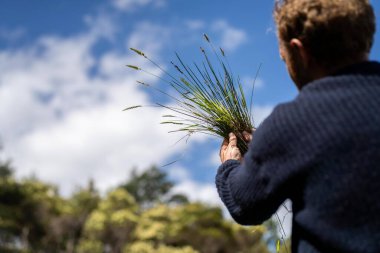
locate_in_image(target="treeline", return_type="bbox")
[0,155,279,253]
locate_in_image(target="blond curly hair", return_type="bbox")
[274,0,376,69]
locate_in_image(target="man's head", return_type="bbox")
[274,0,376,89]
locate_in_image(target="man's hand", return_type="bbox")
[220,133,242,163]
[219,130,254,163]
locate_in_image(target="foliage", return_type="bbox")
[0,161,13,178]
[120,166,189,209]
[121,166,173,208]
[134,203,270,253]
[124,241,199,253]
[278,239,291,253]
[76,239,103,253]
[0,171,65,251]
[81,188,138,252]
[0,155,272,253]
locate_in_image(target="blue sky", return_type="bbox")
[0,0,379,210]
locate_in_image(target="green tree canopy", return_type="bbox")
[0,155,273,253]
[120,166,188,208]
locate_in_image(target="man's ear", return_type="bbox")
[290,38,309,65]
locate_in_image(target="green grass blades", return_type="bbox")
[126,35,258,155]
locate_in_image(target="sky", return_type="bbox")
[1,0,380,231]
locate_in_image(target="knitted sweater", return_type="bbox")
[216,61,380,253]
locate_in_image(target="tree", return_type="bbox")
[0,154,273,253]
[0,144,12,179]
[0,174,66,252]
[124,241,199,253]
[0,166,23,251]
[17,178,65,251]
[49,180,100,253]
[0,161,12,179]
[133,203,270,253]
[0,148,100,253]
[80,188,138,253]
[121,166,188,208]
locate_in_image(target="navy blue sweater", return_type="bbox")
[216,61,380,253]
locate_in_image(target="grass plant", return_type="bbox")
[125,34,260,154]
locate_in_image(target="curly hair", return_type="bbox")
[274,0,376,69]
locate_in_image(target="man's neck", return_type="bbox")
[307,56,369,85]
[324,56,369,78]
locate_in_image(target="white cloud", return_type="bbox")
[252,105,273,127]
[167,166,191,182]
[276,200,293,238]
[0,17,189,196]
[266,25,278,36]
[0,26,25,42]
[127,22,171,56]
[112,0,166,12]
[210,150,221,168]
[169,167,221,205]
[212,20,248,52]
[172,180,221,205]
[83,13,117,41]
[0,34,96,140]
[185,20,205,31]
[242,76,265,90]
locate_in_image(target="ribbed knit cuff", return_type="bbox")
[215,159,242,217]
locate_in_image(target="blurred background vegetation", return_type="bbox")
[0,147,288,253]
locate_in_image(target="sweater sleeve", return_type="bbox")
[215,105,303,225]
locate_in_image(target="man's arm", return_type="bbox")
[216,111,299,225]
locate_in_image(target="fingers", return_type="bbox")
[243,131,252,142]
[224,133,242,162]
[220,132,247,163]
[219,138,228,163]
[221,138,229,148]
[243,127,256,143]
[229,132,238,147]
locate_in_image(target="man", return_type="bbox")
[216,0,379,252]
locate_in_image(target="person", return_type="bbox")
[216,0,379,252]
